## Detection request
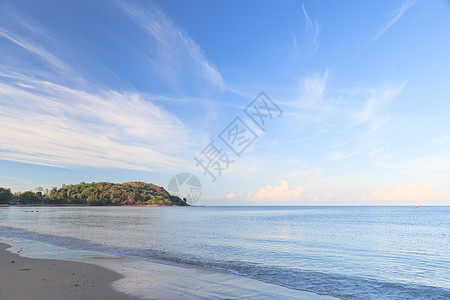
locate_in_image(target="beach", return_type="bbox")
[0,242,137,300]
[0,238,337,299]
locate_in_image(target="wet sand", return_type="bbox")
[0,239,339,299]
[0,242,137,299]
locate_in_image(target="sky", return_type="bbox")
[1,0,450,205]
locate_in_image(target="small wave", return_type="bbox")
[1,225,449,300]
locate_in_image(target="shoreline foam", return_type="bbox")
[0,237,338,299]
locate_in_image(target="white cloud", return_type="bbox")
[0,1,227,172]
[0,76,193,170]
[368,182,450,205]
[281,69,334,138]
[289,28,299,54]
[301,3,320,53]
[370,0,416,45]
[226,180,304,203]
[225,192,236,200]
[300,69,328,107]
[282,70,407,164]
[354,84,404,126]
[283,69,332,121]
[119,1,225,90]
[288,71,404,134]
[289,3,320,58]
[253,180,303,200]
[223,180,450,206]
[324,83,406,162]
[0,28,71,75]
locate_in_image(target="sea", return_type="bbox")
[0,206,448,299]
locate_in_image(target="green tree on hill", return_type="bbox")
[0,187,13,204]
[18,191,39,204]
[0,182,187,206]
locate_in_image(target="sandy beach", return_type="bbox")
[0,238,338,300]
[0,242,138,300]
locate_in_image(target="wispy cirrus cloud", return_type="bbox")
[0,6,78,83]
[0,28,72,77]
[353,83,405,128]
[0,75,193,170]
[289,70,405,131]
[118,1,225,91]
[289,3,320,57]
[0,1,226,171]
[282,69,331,113]
[300,69,328,107]
[281,67,406,163]
[302,3,320,53]
[282,69,335,138]
[327,83,405,162]
[369,0,416,45]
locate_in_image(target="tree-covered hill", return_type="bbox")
[0,182,188,206]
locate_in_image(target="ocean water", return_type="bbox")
[0,206,448,299]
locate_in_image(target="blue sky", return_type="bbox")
[1,0,450,205]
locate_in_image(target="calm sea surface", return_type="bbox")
[0,206,449,299]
